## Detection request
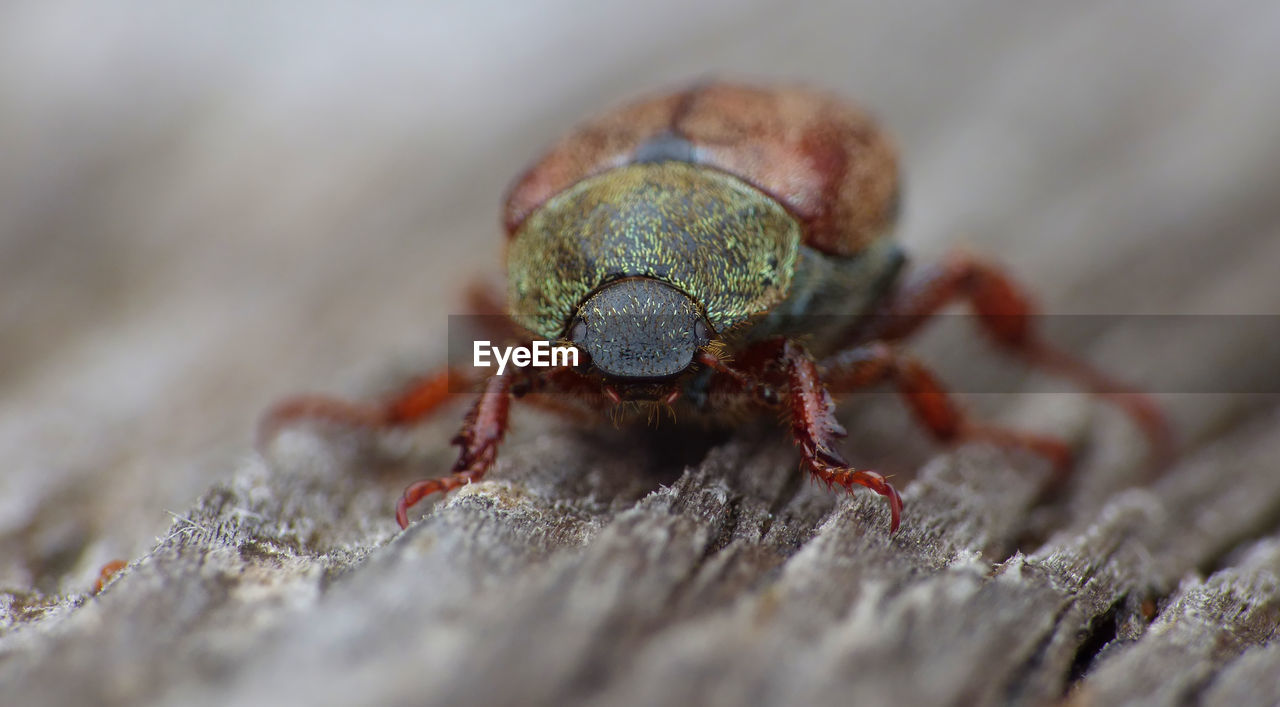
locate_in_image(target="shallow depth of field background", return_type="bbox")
[2,0,1278,595]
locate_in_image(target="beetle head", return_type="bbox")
[568,277,711,383]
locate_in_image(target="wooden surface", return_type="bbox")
[2,2,1279,706]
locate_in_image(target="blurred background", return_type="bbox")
[2,0,1279,594]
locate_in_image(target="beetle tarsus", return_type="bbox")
[779,339,902,532]
[396,375,513,528]
[396,475,472,529]
[808,463,903,534]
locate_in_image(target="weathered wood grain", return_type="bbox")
[2,2,1279,706]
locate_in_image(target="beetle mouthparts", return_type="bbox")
[569,277,710,380]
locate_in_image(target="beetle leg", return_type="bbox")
[870,250,1173,469]
[777,339,904,533]
[257,368,467,451]
[396,374,514,528]
[819,341,1074,474]
[258,281,519,450]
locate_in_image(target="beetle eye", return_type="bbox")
[693,318,712,345]
[567,318,594,369]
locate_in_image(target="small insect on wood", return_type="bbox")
[259,83,1172,533]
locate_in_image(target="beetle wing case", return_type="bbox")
[503,83,900,258]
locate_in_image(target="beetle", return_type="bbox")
[259,83,1171,533]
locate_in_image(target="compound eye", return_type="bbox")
[567,318,593,369]
[693,318,712,346]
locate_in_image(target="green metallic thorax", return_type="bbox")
[507,162,802,339]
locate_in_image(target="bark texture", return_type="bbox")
[2,2,1279,706]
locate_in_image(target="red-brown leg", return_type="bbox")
[396,365,614,529]
[870,250,1173,468]
[257,294,519,449]
[783,340,903,532]
[819,341,1074,473]
[396,374,514,528]
[257,368,463,450]
[705,340,903,532]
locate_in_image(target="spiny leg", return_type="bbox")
[395,374,516,528]
[869,250,1173,468]
[820,341,1073,474]
[723,339,904,533]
